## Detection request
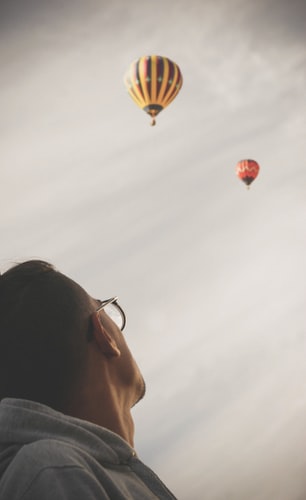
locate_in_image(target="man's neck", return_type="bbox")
[64,390,135,447]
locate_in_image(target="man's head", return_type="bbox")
[0,260,145,418]
[0,260,94,410]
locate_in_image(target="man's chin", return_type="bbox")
[132,378,146,408]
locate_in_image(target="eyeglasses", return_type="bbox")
[96,297,126,331]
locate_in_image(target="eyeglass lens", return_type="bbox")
[102,303,124,330]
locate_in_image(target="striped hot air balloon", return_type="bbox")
[124,55,183,126]
[236,159,260,188]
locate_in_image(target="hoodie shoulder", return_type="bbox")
[0,439,112,499]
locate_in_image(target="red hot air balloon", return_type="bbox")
[236,159,260,188]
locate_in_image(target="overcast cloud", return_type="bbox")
[1,1,306,498]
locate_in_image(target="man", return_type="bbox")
[0,260,176,499]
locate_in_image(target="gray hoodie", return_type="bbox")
[0,398,177,499]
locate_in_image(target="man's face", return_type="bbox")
[95,299,146,407]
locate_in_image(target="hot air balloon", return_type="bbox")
[236,159,260,188]
[124,55,183,126]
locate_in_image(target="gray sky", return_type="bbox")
[1,1,306,498]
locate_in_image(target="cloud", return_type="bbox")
[1,1,306,498]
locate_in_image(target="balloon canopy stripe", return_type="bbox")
[156,58,167,105]
[150,56,157,102]
[138,57,151,106]
[155,57,166,103]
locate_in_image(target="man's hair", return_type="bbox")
[0,260,92,411]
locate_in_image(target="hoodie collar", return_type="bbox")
[0,398,136,466]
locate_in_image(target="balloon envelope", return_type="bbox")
[236,159,260,187]
[124,55,183,125]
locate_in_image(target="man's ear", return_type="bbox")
[91,312,121,358]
